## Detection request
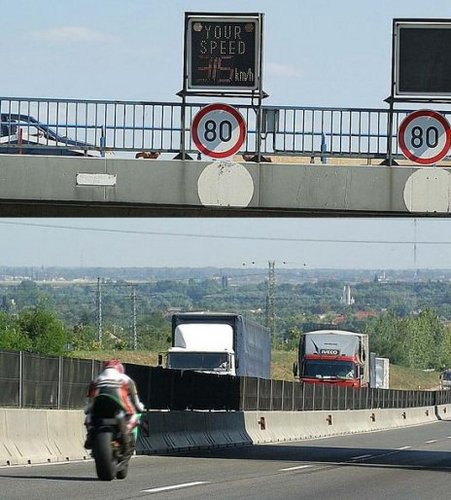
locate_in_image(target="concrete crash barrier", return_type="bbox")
[0,409,87,466]
[137,411,208,453]
[435,404,451,420]
[204,411,252,448]
[137,410,252,454]
[243,407,438,444]
[137,406,440,455]
[0,405,447,465]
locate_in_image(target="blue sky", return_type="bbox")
[2,1,451,269]
[2,0,451,107]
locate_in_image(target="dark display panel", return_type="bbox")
[397,25,451,95]
[187,16,259,90]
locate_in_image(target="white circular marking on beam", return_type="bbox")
[197,161,254,207]
[403,168,451,213]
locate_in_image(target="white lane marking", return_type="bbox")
[349,454,373,460]
[279,464,312,472]
[425,440,437,444]
[397,446,412,450]
[142,481,208,494]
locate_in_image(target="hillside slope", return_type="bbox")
[72,349,440,390]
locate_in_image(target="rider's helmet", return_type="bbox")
[102,359,125,374]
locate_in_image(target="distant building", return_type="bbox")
[164,307,183,318]
[1,295,9,312]
[354,310,377,320]
[333,315,347,325]
[340,284,355,305]
[221,275,229,289]
[374,270,388,283]
[0,296,16,312]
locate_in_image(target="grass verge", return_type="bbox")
[70,349,440,390]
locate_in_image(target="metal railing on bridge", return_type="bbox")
[0,96,439,161]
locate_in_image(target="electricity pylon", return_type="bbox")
[265,260,276,342]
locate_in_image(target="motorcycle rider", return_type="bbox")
[84,359,145,450]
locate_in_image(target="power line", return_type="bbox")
[1,220,451,245]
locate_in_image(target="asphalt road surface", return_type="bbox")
[1,421,451,500]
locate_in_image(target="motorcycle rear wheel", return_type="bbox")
[116,461,129,480]
[93,431,116,481]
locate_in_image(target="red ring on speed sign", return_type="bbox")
[398,110,451,165]
[192,103,246,159]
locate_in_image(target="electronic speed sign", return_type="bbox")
[191,103,246,159]
[185,12,262,92]
[394,20,451,97]
[398,110,451,164]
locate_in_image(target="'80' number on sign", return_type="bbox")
[204,119,233,142]
[410,125,439,149]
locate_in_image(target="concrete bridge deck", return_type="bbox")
[0,154,449,216]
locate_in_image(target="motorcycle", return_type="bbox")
[89,396,140,481]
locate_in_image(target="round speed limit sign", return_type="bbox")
[191,103,246,159]
[398,110,451,165]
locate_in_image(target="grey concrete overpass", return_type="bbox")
[0,154,450,216]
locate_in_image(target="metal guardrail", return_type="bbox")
[0,96,442,161]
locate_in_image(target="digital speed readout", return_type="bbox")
[187,16,260,91]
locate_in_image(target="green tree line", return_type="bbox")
[1,304,449,371]
[0,307,171,356]
[0,308,67,354]
[6,278,451,329]
[1,279,451,370]
[363,309,451,370]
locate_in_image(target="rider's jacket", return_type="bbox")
[86,368,145,415]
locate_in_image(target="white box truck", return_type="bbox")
[164,312,271,378]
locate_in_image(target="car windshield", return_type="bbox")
[303,360,356,379]
[168,352,229,371]
[442,371,451,380]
